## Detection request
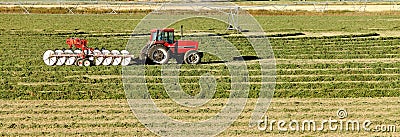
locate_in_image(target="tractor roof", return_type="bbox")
[150,28,174,32]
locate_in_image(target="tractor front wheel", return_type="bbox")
[184,50,201,64]
[148,44,170,64]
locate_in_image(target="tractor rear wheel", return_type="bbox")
[148,44,170,64]
[184,50,201,64]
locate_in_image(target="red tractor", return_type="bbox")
[140,27,202,64]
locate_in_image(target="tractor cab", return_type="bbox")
[142,27,201,65]
[150,28,174,44]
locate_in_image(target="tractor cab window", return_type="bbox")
[151,30,173,44]
[159,31,174,44]
[167,32,174,44]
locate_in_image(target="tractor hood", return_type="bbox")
[177,40,199,50]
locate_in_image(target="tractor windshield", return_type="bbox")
[151,32,157,41]
[150,30,174,43]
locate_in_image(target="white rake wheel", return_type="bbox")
[76,59,84,66]
[55,50,66,66]
[74,50,84,66]
[84,49,92,55]
[111,50,122,66]
[67,50,82,66]
[64,50,75,66]
[84,49,94,61]
[88,56,94,61]
[83,59,91,67]
[120,50,131,66]
[43,50,57,66]
[93,50,103,66]
[102,50,112,66]
[74,50,82,54]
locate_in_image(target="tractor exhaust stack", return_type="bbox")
[180,25,183,39]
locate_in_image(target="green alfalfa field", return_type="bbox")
[0,10,400,136]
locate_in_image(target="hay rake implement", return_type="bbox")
[43,38,133,66]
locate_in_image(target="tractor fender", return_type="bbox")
[186,50,203,58]
[188,50,203,58]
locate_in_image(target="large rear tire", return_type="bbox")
[148,44,170,64]
[184,50,201,64]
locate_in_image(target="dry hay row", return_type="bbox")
[84,73,400,78]
[2,103,396,122]
[1,99,399,119]
[272,45,400,50]
[4,71,400,80]
[273,47,393,52]
[220,127,392,137]
[3,67,395,74]
[1,101,398,116]
[274,49,396,54]
[2,97,398,110]
[16,80,399,87]
[1,99,399,136]
[2,98,399,107]
[0,99,127,106]
[278,68,399,71]
[0,118,398,136]
[276,53,398,58]
[277,88,400,92]
[124,81,393,85]
[3,127,154,136]
[2,115,398,136]
[276,58,400,64]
